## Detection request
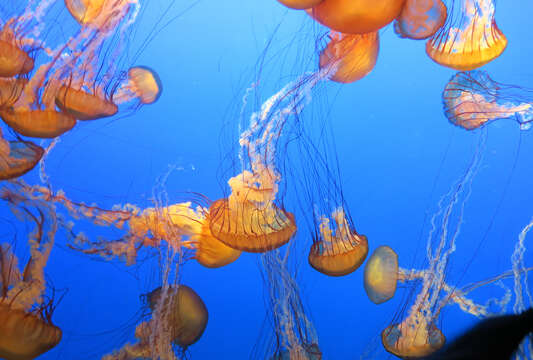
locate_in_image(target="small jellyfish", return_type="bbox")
[0,108,76,138]
[363,245,399,304]
[308,208,368,276]
[319,31,379,84]
[114,66,163,105]
[209,166,297,253]
[0,40,34,77]
[394,0,447,40]
[55,85,118,121]
[443,71,533,131]
[426,0,507,70]
[309,0,406,34]
[277,0,323,10]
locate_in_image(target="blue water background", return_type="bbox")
[3,0,533,359]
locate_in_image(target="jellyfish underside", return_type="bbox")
[0,140,44,180]
[147,285,208,348]
[55,86,118,120]
[0,40,34,78]
[0,304,62,360]
[363,245,399,304]
[394,0,447,40]
[310,0,406,34]
[382,321,445,359]
[0,109,76,138]
[319,31,379,84]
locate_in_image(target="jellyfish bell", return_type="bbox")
[443,70,533,131]
[0,40,34,78]
[309,0,406,34]
[363,245,399,304]
[147,285,208,348]
[319,31,379,84]
[117,66,163,104]
[276,0,323,10]
[0,303,62,360]
[0,109,76,138]
[64,0,106,25]
[394,0,447,40]
[55,85,118,121]
[426,0,507,71]
[308,209,368,276]
[382,321,446,359]
[208,168,297,253]
[0,139,44,180]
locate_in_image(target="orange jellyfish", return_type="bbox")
[308,208,368,276]
[443,71,533,131]
[55,83,118,121]
[65,0,106,25]
[309,0,406,34]
[319,31,379,84]
[426,0,507,70]
[113,66,163,105]
[0,129,44,180]
[277,0,323,10]
[394,0,447,40]
[211,66,335,253]
[208,166,297,253]
[0,185,63,360]
[0,40,34,78]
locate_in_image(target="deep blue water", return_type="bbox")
[1,0,533,359]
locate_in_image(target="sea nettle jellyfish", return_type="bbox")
[443,70,533,131]
[394,0,447,40]
[209,66,336,253]
[426,0,507,70]
[319,31,379,84]
[0,183,63,360]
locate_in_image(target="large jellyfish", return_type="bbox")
[308,0,406,34]
[0,182,62,360]
[318,31,379,84]
[0,128,44,180]
[426,0,507,70]
[443,70,533,131]
[208,65,337,253]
